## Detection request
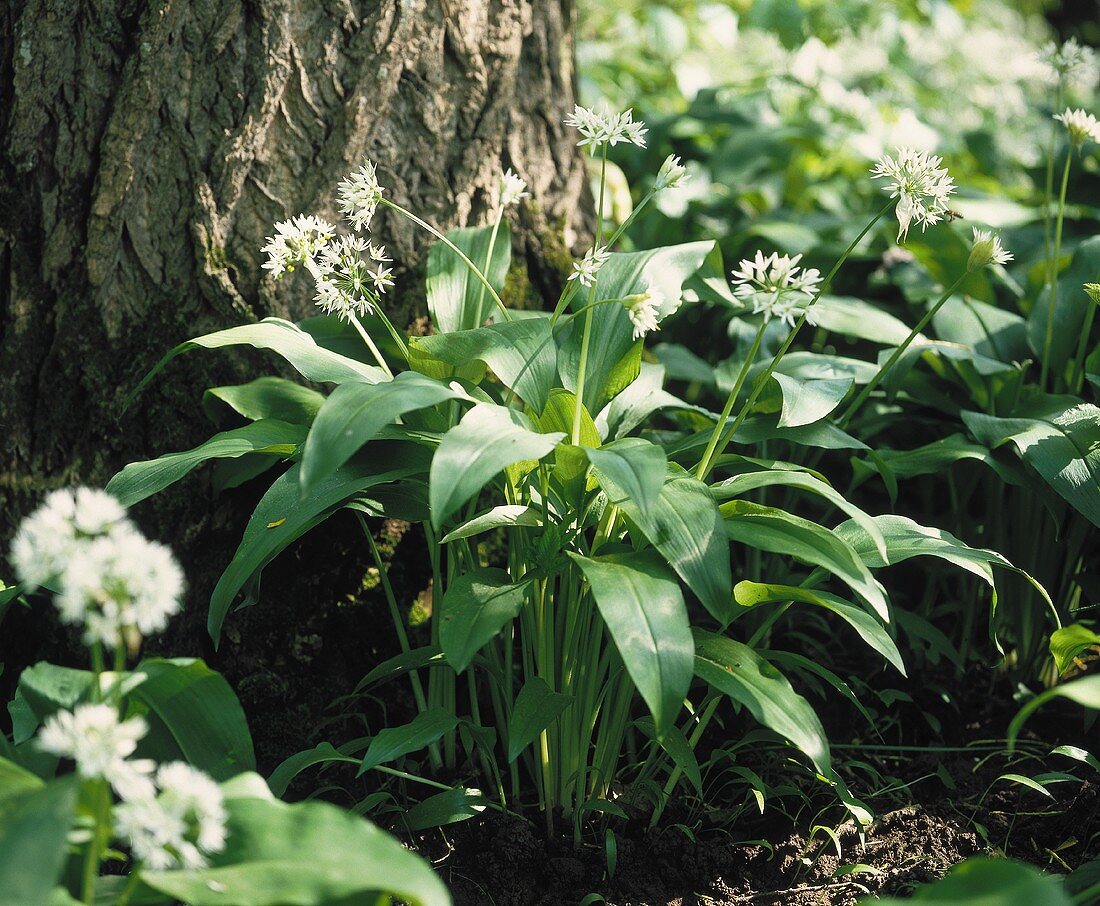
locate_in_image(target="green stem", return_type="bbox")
[1041,150,1073,391]
[695,321,767,479]
[115,868,143,906]
[571,148,608,445]
[349,314,393,378]
[696,202,890,480]
[472,207,505,331]
[838,270,971,427]
[381,198,511,322]
[1072,293,1098,393]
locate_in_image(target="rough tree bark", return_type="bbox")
[0,0,588,758]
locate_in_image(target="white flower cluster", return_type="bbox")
[499,169,529,208]
[38,704,228,871]
[337,160,385,232]
[968,228,1013,271]
[568,245,611,288]
[11,489,184,649]
[730,251,823,328]
[623,271,682,340]
[564,105,648,151]
[1054,108,1100,149]
[260,215,335,280]
[871,148,956,242]
[309,236,394,322]
[1039,37,1097,81]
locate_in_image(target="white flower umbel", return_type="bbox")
[261,215,335,279]
[115,762,228,871]
[968,228,1013,271]
[730,251,823,328]
[309,236,393,322]
[499,169,529,207]
[564,105,647,152]
[622,290,661,340]
[654,154,688,191]
[1054,108,1100,150]
[38,704,156,801]
[10,488,127,589]
[337,160,385,231]
[568,246,611,288]
[1039,37,1095,80]
[871,148,956,242]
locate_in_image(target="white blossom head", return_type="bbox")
[337,160,386,231]
[871,148,956,242]
[499,169,529,208]
[730,251,823,328]
[564,105,648,153]
[655,154,688,191]
[261,215,335,279]
[114,762,228,870]
[309,236,393,322]
[568,246,611,288]
[38,704,156,801]
[11,488,127,589]
[622,290,661,340]
[1039,37,1096,81]
[968,228,1013,271]
[1054,108,1100,150]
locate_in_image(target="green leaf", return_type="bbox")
[734,581,905,675]
[693,629,830,773]
[359,709,459,774]
[811,295,913,345]
[1028,235,1100,377]
[596,362,701,440]
[866,856,1071,905]
[211,450,426,644]
[107,420,306,506]
[204,377,325,426]
[267,743,359,798]
[0,777,77,906]
[413,318,559,410]
[508,677,572,763]
[0,756,44,803]
[429,405,563,529]
[963,397,1100,528]
[403,787,487,832]
[300,372,461,492]
[128,658,256,780]
[722,501,888,620]
[438,568,531,673]
[1050,623,1100,675]
[634,717,702,794]
[127,318,387,408]
[609,468,733,624]
[142,777,450,906]
[1008,676,1100,750]
[771,374,852,428]
[440,505,542,543]
[585,437,667,517]
[569,552,693,734]
[427,223,510,333]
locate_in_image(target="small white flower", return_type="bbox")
[499,169,529,207]
[309,235,393,322]
[730,251,823,328]
[654,154,688,191]
[261,215,334,279]
[968,228,1013,271]
[564,105,647,152]
[337,160,385,231]
[115,762,228,871]
[568,246,611,288]
[1054,108,1100,149]
[871,148,956,242]
[1039,37,1095,79]
[38,705,156,801]
[622,291,661,340]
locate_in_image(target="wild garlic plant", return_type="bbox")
[1,489,447,906]
[107,95,1049,845]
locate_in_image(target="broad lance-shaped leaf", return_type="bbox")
[734,581,905,675]
[267,742,358,798]
[0,777,78,906]
[570,551,693,734]
[585,437,667,517]
[427,222,511,333]
[404,787,487,832]
[107,420,306,506]
[771,373,852,428]
[634,717,703,794]
[1028,234,1100,373]
[507,677,572,763]
[559,242,715,413]
[210,449,428,644]
[722,500,889,621]
[126,318,386,409]
[1050,623,1100,676]
[601,466,733,624]
[873,857,1071,906]
[204,376,325,426]
[429,404,564,529]
[441,505,541,543]
[693,629,830,773]
[358,709,459,774]
[963,398,1100,528]
[141,774,450,906]
[413,318,559,411]
[439,568,532,673]
[300,371,463,493]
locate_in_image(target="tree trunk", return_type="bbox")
[0,0,587,759]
